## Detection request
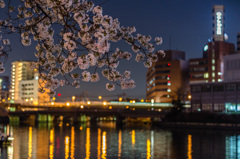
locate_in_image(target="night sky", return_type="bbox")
[1,0,240,101]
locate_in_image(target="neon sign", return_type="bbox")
[216,12,222,35]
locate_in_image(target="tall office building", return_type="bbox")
[11,61,50,104]
[146,50,188,103]
[189,5,235,84]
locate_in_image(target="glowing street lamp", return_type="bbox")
[87,101,91,105]
[98,96,102,100]
[119,97,122,102]
[188,95,192,100]
[66,102,70,106]
[103,101,107,106]
[72,96,75,102]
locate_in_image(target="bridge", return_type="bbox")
[5,101,173,124]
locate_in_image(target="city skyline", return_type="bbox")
[1,0,240,99]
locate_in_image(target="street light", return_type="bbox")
[119,97,122,102]
[72,96,75,102]
[98,96,102,100]
[66,102,70,106]
[103,101,107,106]
[72,96,76,106]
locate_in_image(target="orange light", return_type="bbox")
[119,97,122,102]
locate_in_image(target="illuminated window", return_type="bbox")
[204,73,209,78]
[212,73,215,77]
[167,83,171,86]
[218,72,222,75]
[167,89,171,92]
[212,79,215,82]
[13,65,15,67]
[12,79,15,81]
[218,79,222,82]
[212,66,215,71]
[212,59,215,64]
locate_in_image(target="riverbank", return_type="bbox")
[154,121,240,130]
[155,112,240,130]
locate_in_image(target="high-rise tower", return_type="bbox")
[11,61,36,102]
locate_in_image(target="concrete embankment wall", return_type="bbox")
[156,122,240,130]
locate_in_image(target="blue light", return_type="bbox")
[204,45,208,51]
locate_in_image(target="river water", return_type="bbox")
[0,122,240,159]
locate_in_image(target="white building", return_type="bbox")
[11,61,50,105]
[223,53,240,82]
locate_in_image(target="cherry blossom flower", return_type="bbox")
[0,0,164,94]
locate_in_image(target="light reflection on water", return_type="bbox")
[1,122,240,158]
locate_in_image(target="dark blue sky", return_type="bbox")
[2,0,240,100]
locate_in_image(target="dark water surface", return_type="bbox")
[0,122,240,159]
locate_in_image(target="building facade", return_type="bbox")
[190,82,240,112]
[146,50,188,103]
[223,53,240,82]
[11,61,50,105]
[189,5,235,84]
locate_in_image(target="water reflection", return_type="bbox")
[102,131,107,159]
[28,127,32,159]
[85,128,90,159]
[187,134,192,159]
[65,136,69,159]
[70,127,75,159]
[118,130,122,158]
[97,128,101,159]
[1,123,240,158]
[49,129,54,159]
